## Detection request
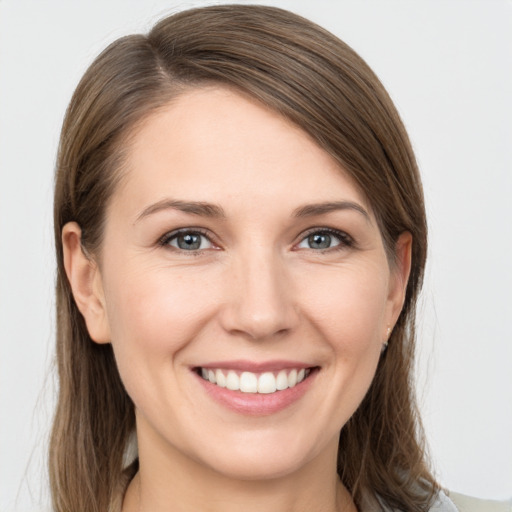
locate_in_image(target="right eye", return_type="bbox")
[295,228,353,252]
[160,230,214,252]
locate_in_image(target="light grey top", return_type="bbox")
[431,492,460,512]
[360,490,457,511]
[361,490,512,512]
[448,491,512,512]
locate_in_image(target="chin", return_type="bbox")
[203,451,310,482]
[186,427,328,482]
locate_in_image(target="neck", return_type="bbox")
[122,429,356,512]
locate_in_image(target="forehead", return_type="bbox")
[114,86,372,218]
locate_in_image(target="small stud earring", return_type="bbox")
[382,326,392,352]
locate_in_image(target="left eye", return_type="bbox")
[297,230,347,250]
[163,231,213,251]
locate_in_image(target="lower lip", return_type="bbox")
[194,369,318,416]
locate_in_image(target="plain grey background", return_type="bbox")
[1,1,511,510]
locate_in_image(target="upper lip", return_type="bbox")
[194,359,316,373]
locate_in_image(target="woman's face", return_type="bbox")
[75,87,410,480]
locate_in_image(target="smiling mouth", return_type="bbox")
[195,367,316,394]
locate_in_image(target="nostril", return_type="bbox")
[220,307,299,341]
[218,266,299,340]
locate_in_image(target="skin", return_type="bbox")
[63,87,411,512]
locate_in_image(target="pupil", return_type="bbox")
[178,233,201,250]
[309,233,331,249]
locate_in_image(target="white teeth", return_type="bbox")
[240,372,258,393]
[226,371,239,391]
[276,370,288,390]
[215,369,226,388]
[257,372,277,394]
[200,367,312,394]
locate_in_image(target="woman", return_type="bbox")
[50,5,488,512]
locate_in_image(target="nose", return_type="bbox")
[219,249,299,341]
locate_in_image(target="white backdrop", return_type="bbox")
[0,1,510,510]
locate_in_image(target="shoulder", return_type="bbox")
[447,491,512,512]
[360,488,511,512]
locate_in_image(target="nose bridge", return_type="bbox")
[221,242,297,340]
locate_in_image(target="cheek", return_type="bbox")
[100,262,224,424]
[298,263,390,351]
[286,263,389,439]
[102,262,220,359]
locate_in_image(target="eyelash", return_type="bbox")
[296,227,354,252]
[157,227,355,253]
[158,228,216,253]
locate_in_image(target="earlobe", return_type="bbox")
[62,222,111,344]
[387,231,413,327]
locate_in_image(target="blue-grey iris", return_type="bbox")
[308,233,331,249]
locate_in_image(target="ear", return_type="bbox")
[62,222,111,344]
[386,231,413,329]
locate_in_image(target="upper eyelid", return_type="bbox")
[297,226,353,242]
[158,227,216,246]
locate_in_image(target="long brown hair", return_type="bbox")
[51,5,436,511]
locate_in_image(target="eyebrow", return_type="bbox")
[136,199,226,222]
[293,201,371,221]
[135,199,370,223]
